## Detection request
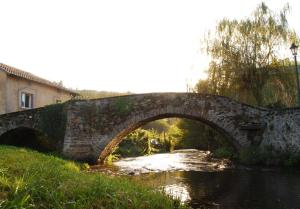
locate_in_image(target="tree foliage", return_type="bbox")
[197,2,299,106]
[176,119,233,151]
[113,118,235,158]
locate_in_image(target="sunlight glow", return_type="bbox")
[114,149,228,174]
[0,0,299,93]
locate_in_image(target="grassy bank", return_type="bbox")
[0,146,187,209]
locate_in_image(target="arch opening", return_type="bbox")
[100,113,240,163]
[0,127,57,152]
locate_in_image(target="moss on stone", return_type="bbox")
[37,103,67,151]
[114,97,133,115]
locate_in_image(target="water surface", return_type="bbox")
[111,149,300,209]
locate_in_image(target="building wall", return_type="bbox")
[5,75,72,113]
[0,71,7,114]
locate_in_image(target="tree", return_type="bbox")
[199,2,299,106]
[142,119,170,133]
[176,119,233,151]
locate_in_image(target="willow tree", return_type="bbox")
[198,2,299,106]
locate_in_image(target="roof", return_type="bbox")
[0,63,78,95]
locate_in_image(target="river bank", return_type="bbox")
[0,146,187,209]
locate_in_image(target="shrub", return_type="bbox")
[238,146,263,165]
[213,147,236,159]
[284,154,300,167]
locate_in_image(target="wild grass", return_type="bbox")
[0,146,187,209]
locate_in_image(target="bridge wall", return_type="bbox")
[0,104,67,151]
[62,93,268,163]
[260,109,300,153]
[1,93,300,163]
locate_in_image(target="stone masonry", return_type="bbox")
[1,93,300,163]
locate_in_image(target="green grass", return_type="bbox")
[0,146,187,209]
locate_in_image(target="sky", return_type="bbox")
[0,0,299,93]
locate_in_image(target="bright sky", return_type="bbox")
[0,0,299,93]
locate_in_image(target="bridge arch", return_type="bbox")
[98,113,240,162]
[0,127,57,152]
[62,93,266,163]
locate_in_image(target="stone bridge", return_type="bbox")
[0,93,300,163]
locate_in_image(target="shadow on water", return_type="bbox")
[186,169,300,209]
[110,150,300,209]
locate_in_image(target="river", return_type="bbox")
[101,149,300,209]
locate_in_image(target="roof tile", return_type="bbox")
[0,63,78,95]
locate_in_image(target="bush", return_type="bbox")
[213,147,236,159]
[284,154,300,167]
[238,146,263,165]
[238,146,300,167]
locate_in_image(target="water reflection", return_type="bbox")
[164,184,191,202]
[114,149,229,174]
[113,149,300,209]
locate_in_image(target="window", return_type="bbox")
[21,92,33,109]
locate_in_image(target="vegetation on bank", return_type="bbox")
[111,119,178,160]
[212,146,300,167]
[0,146,187,209]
